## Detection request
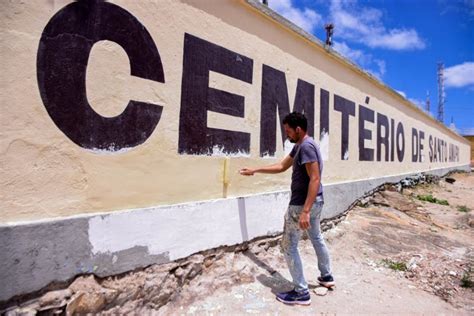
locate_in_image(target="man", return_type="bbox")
[240,112,334,306]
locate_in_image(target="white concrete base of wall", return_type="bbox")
[0,165,470,302]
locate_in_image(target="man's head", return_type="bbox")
[282,112,307,143]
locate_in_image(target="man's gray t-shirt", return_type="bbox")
[289,137,323,205]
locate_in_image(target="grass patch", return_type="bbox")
[416,194,449,205]
[461,272,473,288]
[457,205,471,213]
[381,259,407,271]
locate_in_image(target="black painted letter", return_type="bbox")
[419,131,425,162]
[334,94,356,160]
[179,33,253,155]
[412,128,419,162]
[358,105,375,161]
[319,88,330,140]
[376,113,389,161]
[37,1,164,151]
[260,65,315,156]
[396,123,405,162]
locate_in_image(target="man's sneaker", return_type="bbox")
[275,289,311,305]
[317,275,335,288]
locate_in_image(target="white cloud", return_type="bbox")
[333,41,386,79]
[459,127,474,135]
[329,0,425,50]
[440,0,474,19]
[444,62,474,88]
[367,29,426,50]
[396,90,407,98]
[395,89,426,109]
[270,0,322,33]
[408,98,425,109]
[374,59,386,76]
[333,41,364,62]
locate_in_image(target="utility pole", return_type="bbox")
[437,62,445,123]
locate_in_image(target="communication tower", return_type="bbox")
[437,62,445,123]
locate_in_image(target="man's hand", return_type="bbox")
[238,156,293,176]
[239,168,255,176]
[299,211,310,230]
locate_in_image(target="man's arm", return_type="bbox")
[302,161,320,212]
[240,155,293,176]
[299,161,320,229]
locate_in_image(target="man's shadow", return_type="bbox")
[244,250,325,294]
[243,250,291,294]
[243,250,318,294]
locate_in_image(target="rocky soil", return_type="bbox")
[3,172,473,315]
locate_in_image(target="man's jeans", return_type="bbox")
[280,198,332,292]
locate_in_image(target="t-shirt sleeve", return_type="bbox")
[289,144,298,158]
[299,143,319,165]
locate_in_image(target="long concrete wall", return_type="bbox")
[464,135,474,164]
[0,0,470,302]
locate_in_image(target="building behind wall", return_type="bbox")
[0,0,471,303]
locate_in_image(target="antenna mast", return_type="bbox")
[437,62,445,123]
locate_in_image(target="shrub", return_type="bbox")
[381,259,407,271]
[457,205,471,213]
[416,194,449,205]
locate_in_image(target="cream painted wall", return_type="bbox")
[0,0,469,223]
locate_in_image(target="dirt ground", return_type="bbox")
[157,172,474,315]
[3,172,473,315]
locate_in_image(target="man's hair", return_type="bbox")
[282,112,307,132]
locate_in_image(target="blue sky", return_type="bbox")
[267,0,474,135]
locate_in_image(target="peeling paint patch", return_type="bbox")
[284,139,295,156]
[319,131,329,161]
[343,149,349,160]
[179,145,251,157]
[91,245,170,277]
[260,152,276,159]
[211,145,250,157]
[86,144,133,155]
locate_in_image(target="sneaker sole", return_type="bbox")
[276,297,311,306]
[318,281,336,288]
